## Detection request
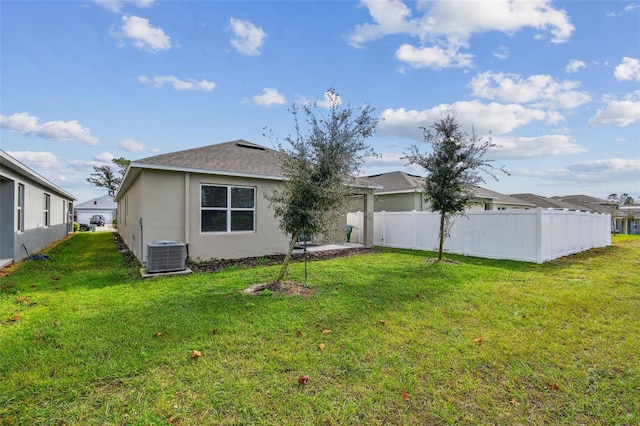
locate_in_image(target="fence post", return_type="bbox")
[536,208,543,264]
[412,210,417,250]
[381,210,386,247]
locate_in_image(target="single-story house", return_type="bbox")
[612,204,640,235]
[74,194,117,225]
[509,193,588,210]
[351,171,534,212]
[114,140,375,265]
[0,150,76,268]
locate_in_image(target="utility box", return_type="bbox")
[146,241,187,273]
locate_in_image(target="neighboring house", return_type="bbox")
[612,204,640,235]
[74,194,117,225]
[548,194,617,214]
[352,171,534,212]
[0,150,76,268]
[510,193,587,210]
[114,140,376,265]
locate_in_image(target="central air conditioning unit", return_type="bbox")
[146,240,187,273]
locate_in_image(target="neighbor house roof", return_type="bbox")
[549,195,616,214]
[365,171,425,194]
[0,149,76,201]
[471,186,535,208]
[75,194,116,210]
[510,193,585,210]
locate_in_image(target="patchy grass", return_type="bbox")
[0,233,638,425]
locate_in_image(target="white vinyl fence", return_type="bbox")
[347,209,611,264]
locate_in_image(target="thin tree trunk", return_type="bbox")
[275,233,299,284]
[438,211,445,261]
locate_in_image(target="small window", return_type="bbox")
[201,185,255,233]
[17,184,25,232]
[44,193,51,227]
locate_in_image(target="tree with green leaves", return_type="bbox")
[608,193,635,206]
[86,157,130,197]
[266,88,377,285]
[404,113,508,261]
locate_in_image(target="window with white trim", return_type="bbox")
[201,185,255,233]
[44,193,51,227]
[17,184,25,232]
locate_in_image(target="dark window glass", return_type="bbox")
[201,186,227,208]
[231,211,254,231]
[201,210,227,232]
[231,187,255,208]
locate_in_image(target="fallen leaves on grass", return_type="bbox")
[322,329,331,335]
[153,332,163,337]
[298,375,309,385]
[474,336,483,345]
[545,383,559,390]
[191,350,202,359]
[379,320,386,325]
[318,343,326,350]
[401,389,412,401]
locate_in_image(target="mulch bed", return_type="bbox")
[113,233,378,274]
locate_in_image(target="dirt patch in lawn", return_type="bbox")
[243,281,314,297]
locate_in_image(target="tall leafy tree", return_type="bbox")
[608,193,634,206]
[404,113,508,261]
[266,88,377,285]
[86,157,130,197]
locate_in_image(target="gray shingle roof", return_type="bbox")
[134,140,283,178]
[549,194,616,214]
[471,186,535,207]
[510,193,584,210]
[365,171,425,193]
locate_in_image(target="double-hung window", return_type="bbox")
[201,185,255,233]
[17,184,25,232]
[44,193,51,227]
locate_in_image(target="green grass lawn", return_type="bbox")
[1,233,638,425]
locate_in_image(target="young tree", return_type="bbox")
[404,113,508,261]
[86,157,130,196]
[267,89,377,285]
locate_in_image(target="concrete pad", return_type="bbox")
[140,268,193,278]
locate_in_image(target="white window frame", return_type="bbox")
[44,193,51,227]
[17,183,25,232]
[200,184,256,233]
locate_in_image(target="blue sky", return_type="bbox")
[1,0,639,203]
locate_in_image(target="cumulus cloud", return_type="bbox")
[112,15,171,52]
[395,44,473,69]
[119,138,155,152]
[92,0,154,13]
[349,0,574,68]
[523,158,640,186]
[251,88,286,106]
[379,101,563,140]
[470,71,591,109]
[566,59,586,73]
[137,75,216,91]
[614,57,640,81]
[490,135,586,159]
[5,151,63,170]
[589,91,640,127]
[316,90,343,109]
[493,46,509,60]
[229,18,267,56]
[0,112,100,145]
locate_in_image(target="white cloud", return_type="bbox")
[379,101,563,140]
[316,90,343,109]
[589,91,640,127]
[566,59,586,73]
[490,135,586,159]
[119,138,155,152]
[5,151,62,170]
[112,15,171,52]
[0,112,100,145]
[470,71,591,109]
[252,88,286,106]
[137,75,216,91]
[95,151,115,163]
[349,0,574,67]
[395,44,473,69]
[614,57,640,81]
[493,46,509,60]
[92,0,154,13]
[229,18,267,56]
